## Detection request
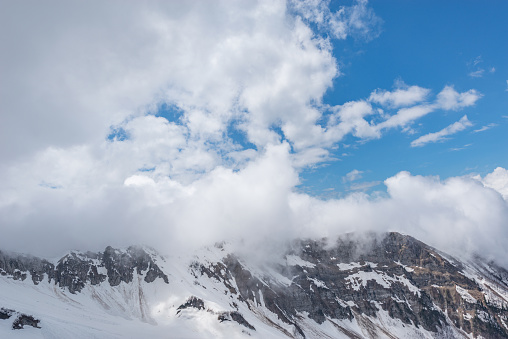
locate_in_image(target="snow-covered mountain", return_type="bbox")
[1,232,508,338]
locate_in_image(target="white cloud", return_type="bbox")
[1,135,507,267]
[376,105,435,131]
[472,56,482,66]
[0,142,299,255]
[476,167,508,200]
[343,169,363,182]
[124,175,156,187]
[369,85,430,108]
[290,0,382,40]
[0,0,340,165]
[327,100,378,140]
[436,86,482,110]
[449,143,472,152]
[411,115,472,147]
[348,181,381,191]
[291,168,508,266]
[467,56,483,78]
[0,0,481,172]
[338,0,383,41]
[353,85,482,139]
[468,69,485,78]
[473,123,498,133]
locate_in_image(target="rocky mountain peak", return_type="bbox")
[0,245,168,294]
[1,232,508,338]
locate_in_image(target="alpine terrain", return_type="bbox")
[1,232,508,338]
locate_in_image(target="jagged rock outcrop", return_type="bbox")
[191,232,508,338]
[0,307,14,320]
[176,296,256,331]
[0,246,168,293]
[12,313,41,330]
[102,246,168,286]
[218,311,256,331]
[0,307,41,330]
[177,296,206,313]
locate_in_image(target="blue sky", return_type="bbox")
[299,0,508,196]
[1,0,507,260]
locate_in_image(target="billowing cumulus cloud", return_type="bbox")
[476,167,508,200]
[0,0,505,270]
[291,169,508,265]
[1,138,507,267]
[1,0,339,163]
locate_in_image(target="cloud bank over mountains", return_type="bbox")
[0,1,506,265]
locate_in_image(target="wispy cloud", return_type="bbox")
[347,180,381,191]
[343,169,380,192]
[467,55,491,78]
[469,69,485,78]
[473,123,498,133]
[411,115,472,147]
[343,169,363,182]
[449,144,472,152]
[290,0,382,41]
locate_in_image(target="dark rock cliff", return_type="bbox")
[0,246,168,293]
[192,232,508,338]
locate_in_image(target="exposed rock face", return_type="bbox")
[102,246,168,286]
[218,311,256,331]
[0,251,55,284]
[0,307,41,330]
[192,232,508,338]
[12,313,41,330]
[176,296,256,331]
[1,233,508,338]
[0,307,14,320]
[177,296,206,313]
[0,246,168,293]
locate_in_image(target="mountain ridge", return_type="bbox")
[1,232,508,338]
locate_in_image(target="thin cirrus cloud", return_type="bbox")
[468,69,485,78]
[473,123,498,133]
[347,181,381,191]
[411,115,473,147]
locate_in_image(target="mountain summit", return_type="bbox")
[1,232,507,338]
